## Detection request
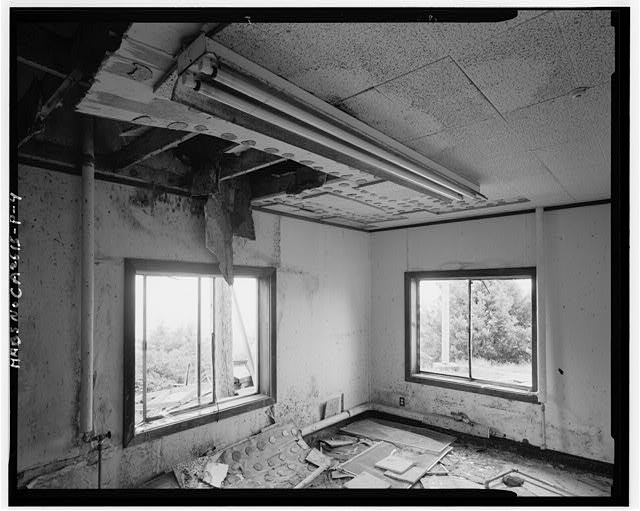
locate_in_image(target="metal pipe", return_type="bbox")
[80,116,95,437]
[535,208,548,449]
[300,403,372,436]
[213,66,480,199]
[182,75,463,201]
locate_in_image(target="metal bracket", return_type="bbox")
[176,33,219,78]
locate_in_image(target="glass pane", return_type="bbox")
[144,275,199,419]
[200,277,214,403]
[470,278,533,387]
[419,280,469,377]
[213,277,259,402]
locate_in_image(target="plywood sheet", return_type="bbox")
[340,418,455,454]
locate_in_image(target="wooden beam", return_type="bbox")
[16,23,74,78]
[18,139,189,193]
[107,129,199,171]
[18,69,84,148]
[220,149,286,181]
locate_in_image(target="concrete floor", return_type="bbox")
[143,413,613,496]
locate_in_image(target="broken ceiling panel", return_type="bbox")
[204,193,234,285]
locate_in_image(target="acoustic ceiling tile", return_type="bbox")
[472,151,571,203]
[216,23,446,103]
[534,135,610,200]
[405,117,529,184]
[376,57,499,132]
[338,89,445,142]
[554,10,615,87]
[456,13,577,113]
[503,83,608,151]
[429,10,549,60]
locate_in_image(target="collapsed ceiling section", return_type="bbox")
[18,12,613,239]
[72,21,535,233]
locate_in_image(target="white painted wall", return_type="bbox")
[16,163,612,489]
[370,205,613,463]
[17,166,370,488]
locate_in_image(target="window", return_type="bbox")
[405,268,537,401]
[124,260,276,446]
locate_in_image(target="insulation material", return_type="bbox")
[204,192,234,285]
[340,418,455,454]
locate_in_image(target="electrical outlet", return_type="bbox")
[399,397,405,407]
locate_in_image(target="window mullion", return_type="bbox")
[197,277,201,402]
[468,279,473,380]
[142,274,147,423]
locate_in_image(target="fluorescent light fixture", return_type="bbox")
[177,35,484,201]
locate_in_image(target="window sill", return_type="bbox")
[406,372,539,403]
[127,394,274,447]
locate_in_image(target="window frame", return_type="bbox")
[405,267,538,403]
[123,259,277,447]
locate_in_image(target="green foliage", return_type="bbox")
[135,323,199,394]
[420,279,532,366]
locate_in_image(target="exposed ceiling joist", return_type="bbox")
[220,149,287,181]
[107,129,199,171]
[18,139,189,192]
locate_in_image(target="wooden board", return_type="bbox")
[341,419,455,454]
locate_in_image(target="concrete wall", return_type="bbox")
[17,165,371,488]
[370,205,613,463]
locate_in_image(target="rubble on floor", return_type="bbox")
[152,415,611,495]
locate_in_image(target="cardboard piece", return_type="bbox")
[344,471,391,489]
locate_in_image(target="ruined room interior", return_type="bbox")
[13,8,621,499]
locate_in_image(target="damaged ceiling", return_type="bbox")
[17,10,614,232]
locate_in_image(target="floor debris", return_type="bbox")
[374,451,415,473]
[320,437,357,449]
[202,462,228,488]
[344,471,391,489]
[421,475,485,489]
[340,418,455,454]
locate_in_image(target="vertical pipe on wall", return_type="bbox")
[536,208,548,448]
[80,116,95,437]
